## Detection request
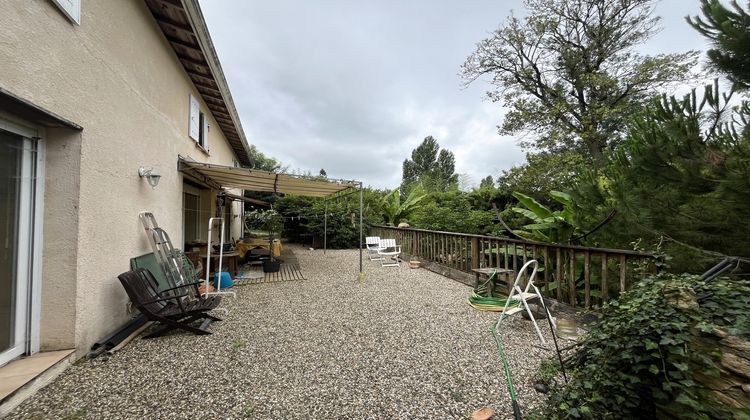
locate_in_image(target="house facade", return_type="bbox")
[0,0,249,365]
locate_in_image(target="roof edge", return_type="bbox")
[181,0,252,165]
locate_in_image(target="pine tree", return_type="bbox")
[688,0,750,89]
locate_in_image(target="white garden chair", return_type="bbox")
[366,236,382,261]
[499,259,555,344]
[377,238,401,267]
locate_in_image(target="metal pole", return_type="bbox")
[324,199,327,255]
[359,182,363,278]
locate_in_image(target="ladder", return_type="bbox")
[138,212,189,295]
[500,260,555,344]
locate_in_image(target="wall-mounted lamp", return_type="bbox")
[138,166,161,188]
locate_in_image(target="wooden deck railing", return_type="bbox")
[370,225,654,308]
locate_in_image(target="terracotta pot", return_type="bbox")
[198,283,215,295]
[471,407,495,420]
[409,260,421,269]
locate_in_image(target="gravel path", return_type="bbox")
[8,247,553,419]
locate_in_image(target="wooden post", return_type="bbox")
[471,237,480,272]
[584,251,591,309]
[619,254,627,293]
[556,248,562,302]
[569,250,576,306]
[601,253,608,304]
[543,246,549,296]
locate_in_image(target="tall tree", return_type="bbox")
[401,136,458,192]
[574,0,750,270]
[462,0,699,164]
[479,175,495,190]
[688,0,750,90]
[248,145,285,172]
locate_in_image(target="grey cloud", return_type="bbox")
[201,0,707,189]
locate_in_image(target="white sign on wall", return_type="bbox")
[189,94,200,141]
[51,0,81,25]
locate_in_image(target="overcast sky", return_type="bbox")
[200,0,709,190]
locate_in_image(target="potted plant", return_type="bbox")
[261,210,283,273]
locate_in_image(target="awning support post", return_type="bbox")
[358,182,363,279]
[324,199,327,255]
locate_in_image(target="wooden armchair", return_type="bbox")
[118,268,222,338]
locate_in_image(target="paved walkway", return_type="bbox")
[8,247,553,419]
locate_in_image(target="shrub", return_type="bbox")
[535,273,750,419]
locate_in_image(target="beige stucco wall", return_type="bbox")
[0,1,244,355]
[39,127,82,351]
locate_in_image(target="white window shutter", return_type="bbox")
[189,94,200,141]
[202,115,209,151]
[52,0,81,24]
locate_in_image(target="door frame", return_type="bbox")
[0,113,45,365]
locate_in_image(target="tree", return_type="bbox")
[381,185,427,225]
[318,168,327,178]
[401,136,458,192]
[511,191,583,243]
[479,175,495,190]
[573,1,750,271]
[689,0,750,90]
[461,0,699,164]
[574,81,750,271]
[497,150,584,202]
[248,145,285,172]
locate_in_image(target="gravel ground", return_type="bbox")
[8,247,554,419]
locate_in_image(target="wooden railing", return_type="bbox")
[370,225,654,308]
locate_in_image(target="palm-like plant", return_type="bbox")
[512,191,582,243]
[382,185,427,225]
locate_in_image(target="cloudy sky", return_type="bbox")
[199,0,709,189]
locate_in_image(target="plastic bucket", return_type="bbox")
[213,271,234,289]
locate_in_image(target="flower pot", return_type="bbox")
[263,260,281,273]
[409,260,421,269]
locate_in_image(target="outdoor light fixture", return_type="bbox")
[138,166,161,188]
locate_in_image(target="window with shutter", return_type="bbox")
[199,111,209,151]
[189,94,200,141]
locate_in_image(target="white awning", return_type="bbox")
[178,159,358,198]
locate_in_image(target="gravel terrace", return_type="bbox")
[8,246,554,420]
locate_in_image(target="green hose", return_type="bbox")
[491,314,522,419]
[468,269,523,418]
[467,269,519,311]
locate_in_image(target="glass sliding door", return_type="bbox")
[183,192,200,247]
[0,124,38,366]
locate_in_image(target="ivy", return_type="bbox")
[535,273,750,419]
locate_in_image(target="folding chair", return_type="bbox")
[366,236,382,261]
[377,238,401,267]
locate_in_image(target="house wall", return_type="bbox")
[0,1,243,355]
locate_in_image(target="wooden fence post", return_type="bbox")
[471,237,480,270]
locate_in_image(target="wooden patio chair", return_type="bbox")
[117,268,222,338]
[377,238,401,267]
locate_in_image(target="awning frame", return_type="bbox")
[177,156,366,276]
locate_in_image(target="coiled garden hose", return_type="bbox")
[467,269,519,311]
